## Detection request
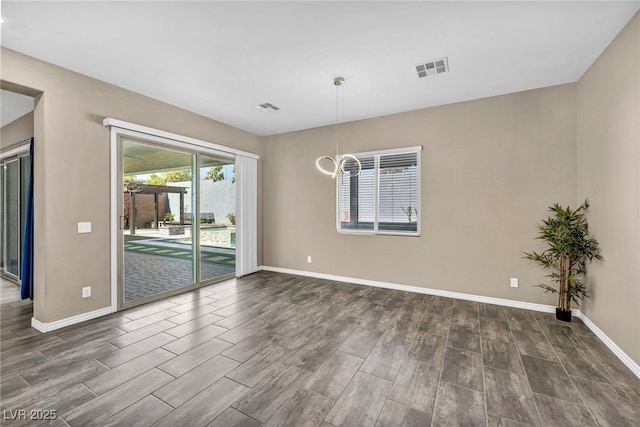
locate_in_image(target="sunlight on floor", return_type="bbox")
[1,278,22,305]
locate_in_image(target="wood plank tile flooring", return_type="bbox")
[1,279,21,305]
[1,271,639,426]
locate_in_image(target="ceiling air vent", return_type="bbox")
[415,57,449,78]
[256,102,280,112]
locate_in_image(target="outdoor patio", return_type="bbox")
[124,230,235,302]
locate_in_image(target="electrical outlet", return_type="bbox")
[82,286,91,298]
[307,256,312,263]
[510,278,519,288]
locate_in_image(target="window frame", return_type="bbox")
[336,146,422,237]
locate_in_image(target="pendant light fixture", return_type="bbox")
[315,76,362,178]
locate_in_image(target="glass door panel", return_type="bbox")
[0,164,4,271]
[122,139,195,304]
[199,156,236,282]
[20,155,31,253]
[6,160,19,276]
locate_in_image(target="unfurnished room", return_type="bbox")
[0,1,639,426]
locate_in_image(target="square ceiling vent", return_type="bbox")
[415,57,449,78]
[256,102,280,112]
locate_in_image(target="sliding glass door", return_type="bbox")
[199,155,236,282]
[0,164,3,271]
[0,152,30,282]
[119,137,235,308]
[6,160,19,277]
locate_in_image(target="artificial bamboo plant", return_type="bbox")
[523,201,601,321]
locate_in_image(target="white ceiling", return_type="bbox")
[0,89,34,128]
[1,1,639,136]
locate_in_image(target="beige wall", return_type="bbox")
[263,84,577,306]
[577,13,639,364]
[1,111,34,148]
[1,48,263,323]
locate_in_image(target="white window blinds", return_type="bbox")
[337,146,421,236]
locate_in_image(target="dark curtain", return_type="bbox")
[20,138,34,300]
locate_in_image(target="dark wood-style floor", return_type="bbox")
[1,271,639,426]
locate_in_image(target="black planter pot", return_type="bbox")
[556,308,571,322]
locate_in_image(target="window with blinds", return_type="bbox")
[337,146,421,236]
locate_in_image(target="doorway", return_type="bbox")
[0,88,35,287]
[119,136,236,308]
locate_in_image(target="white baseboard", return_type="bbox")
[259,265,640,378]
[31,306,114,333]
[574,311,640,378]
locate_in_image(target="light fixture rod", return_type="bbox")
[315,76,361,179]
